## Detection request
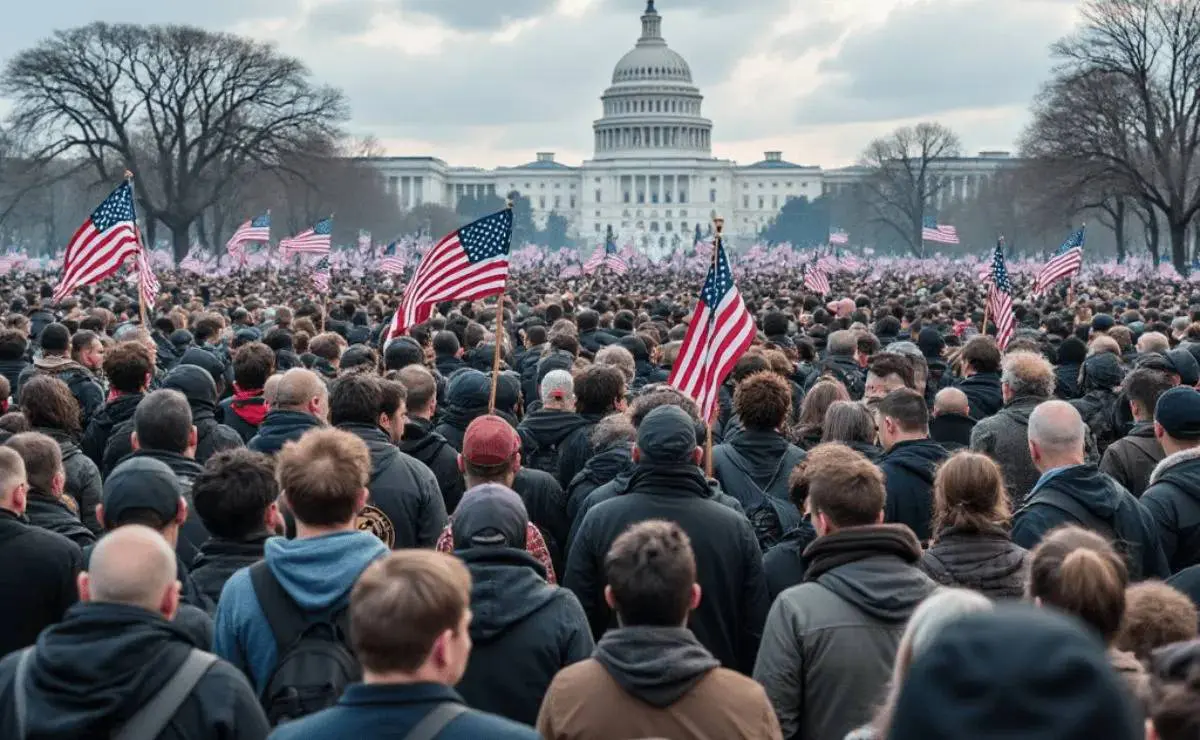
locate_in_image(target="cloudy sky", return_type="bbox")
[1,0,1082,169]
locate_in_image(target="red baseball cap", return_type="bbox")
[462,415,521,466]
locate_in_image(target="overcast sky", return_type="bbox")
[1,0,1081,169]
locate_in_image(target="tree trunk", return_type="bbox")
[1145,205,1161,264]
[145,218,158,252]
[1170,219,1189,275]
[911,218,924,258]
[1113,201,1126,263]
[171,225,189,264]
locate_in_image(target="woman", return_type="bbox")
[821,401,881,461]
[921,452,1028,599]
[791,379,849,450]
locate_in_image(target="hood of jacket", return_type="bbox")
[593,626,720,708]
[1149,445,1200,486]
[803,524,934,622]
[1080,352,1125,393]
[624,462,711,500]
[401,416,452,459]
[91,393,143,428]
[576,443,633,484]
[265,531,388,611]
[338,423,399,470]
[163,364,220,421]
[518,408,590,449]
[254,409,322,443]
[32,355,87,376]
[881,438,949,485]
[999,394,1046,426]
[1029,464,1128,520]
[128,448,204,480]
[19,602,196,736]
[192,532,271,572]
[728,428,793,476]
[456,547,559,642]
[35,426,82,457]
[229,387,267,427]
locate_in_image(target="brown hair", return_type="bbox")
[932,451,1011,535]
[233,342,275,391]
[867,353,916,390]
[874,388,928,432]
[19,375,82,436]
[309,332,344,362]
[397,365,436,413]
[1149,661,1200,740]
[277,428,370,526]
[821,401,874,445]
[797,443,885,527]
[793,380,850,441]
[103,342,153,394]
[350,551,471,673]
[1116,582,1199,661]
[734,371,792,431]
[5,432,63,494]
[605,520,696,627]
[961,336,1002,374]
[1028,526,1128,644]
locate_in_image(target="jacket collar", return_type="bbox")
[339,682,463,708]
[1150,445,1200,485]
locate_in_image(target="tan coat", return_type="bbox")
[537,658,781,740]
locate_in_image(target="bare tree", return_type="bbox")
[859,122,963,257]
[2,22,348,261]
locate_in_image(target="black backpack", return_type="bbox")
[250,561,361,725]
[712,445,804,552]
[522,434,562,476]
[817,360,864,400]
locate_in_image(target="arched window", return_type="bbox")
[650,222,659,233]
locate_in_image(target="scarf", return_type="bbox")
[230,385,268,426]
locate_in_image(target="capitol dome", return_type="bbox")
[593,1,713,160]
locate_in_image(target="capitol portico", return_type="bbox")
[367,1,1015,250]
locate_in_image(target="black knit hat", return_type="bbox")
[1156,386,1200,440]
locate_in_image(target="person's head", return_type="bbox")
[1115,582,1198,662]
[826,329,856,357]
[604,519,700,628]
[5,432,64,498]
[1001,351,1056,403]
[887,341,928,391]
[1155,386,1200,455]
[932,451,1011,535]
[595,345,635,385]
[734,371,792,433]
[1027,526,1128,645]
[796,380,850,433]
[795,443,886,535]
[458,415,522,487]
[384,337,425,372]
[18,375,81,436]
[78,525,180,620]
[866,353,915,401]
[233,342,275,392]
[451,483,528,550]
[377,379,408,443]
[1139,331,1171,355]
[309,332,344,368]
[1028,400,1087,471]
[132,389,196,457]
[1147,640,1200,740]
[98,457,188,547]
[396,365,437,420]
[932,387,970,418]
[103,341,154,395]
[1126,368,1175,423]
[432,330,461,358]
[71,330,104,371]
[0,446,28,515]
[273,368,329,420]
[0,329,27,362]
[633,405,702,468]
[821,400,875,445]
[539,369,576,412]
[960,335,1002,376]
[39,323,70,355]
[276,428,370,533]
[350,551,473,685]
[192,448,283,540]
[329,372,390,430]
[874,388,929,450]
[574,364,627,416]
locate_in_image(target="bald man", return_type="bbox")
[1011,400,1168,581]
[929,387,976,451]
[248,368,328,455]
[0,525,269,737]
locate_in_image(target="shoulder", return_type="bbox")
[546,657,610,693]
[196,653,258,696]
[700,666,774,702]
[13,522,82,561]
[448,708,541,739]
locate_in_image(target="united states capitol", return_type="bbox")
[366,1,1014,251]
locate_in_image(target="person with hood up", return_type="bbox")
[955,335,1004,421]
[329,373,446,550]
[556,364,627,489]
[1054,335,1088,400]
[1141,386,1200,571]
[621,334,668,390]
[396,364,465,513]
[1069,350,1126,456]
[220,342,274,443]
[517,369,590,476]
[753,442,936,740]
[434,368,521,451]
[1011,401,1168,581]
[0,525,269,739]
[81,341,153,469]
[539,520,781,740]
[874,388,949,543]
[566,414,635,524]
[20,375,103,534]
[7,432,95,549]
[246,368,327,455]
[452,483,592,726]
[565,405,768,673]
[929,387,975,451]
[1101,367,1172,496]
[18,324,105,429]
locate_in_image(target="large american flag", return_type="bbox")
[226,212,270,263]
[584,236,629,275]
[280,217,333,258]
[385,208,513,341]
[829,228,849,246]
[311,254,331,294]
[987,239,1016,350]
[1033,227,1085,295]
[804,258,831,296]
[378,241,405,275]
[922,215,960,245]
[54,181,142,303]
[670,239,756,422]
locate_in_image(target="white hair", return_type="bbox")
[540,369,576,405]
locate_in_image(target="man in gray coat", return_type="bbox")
[753,443,935,740]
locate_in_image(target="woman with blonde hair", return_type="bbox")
[791,379,849,450]
[921,451,1028,599]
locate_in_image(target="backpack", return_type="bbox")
[522,433,562,476]
[712,444,804,552]
[250,561,361,725]
[817,359,864,400]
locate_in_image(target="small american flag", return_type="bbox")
[562,264,582,279]
[378,241,405,274]
[358,230,372,254]
[585,236,629,275]
[1033,227,1085,295]
[669,239,756,422]
[385,208,513,341]
[280,217,333,258]
[136,245,159,309]
[829,228,849,246]
[804,258,831,296]
[180,247,205,273]
[54,181,142,302]
[987,239,1016,350]
[311,254,331,293]
[922,216,960,245]
[226,212,270,263]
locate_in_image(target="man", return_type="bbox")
[246,368,327,455]
[397,365,465,514]
[0,446,82,657]
[753,443,936,740]
[956,335,1003,420]
[864,352,915,402]
[970,351,1058,507]
[565,405,768,673]
[517,324,548,402]
[81,341,152,469]
[1102,367,1173,496]
[577,309,616,355]
[214,428,388,718]
[19,324,105,428]
[0,329,29,400]
[1011,400,1168,580]
[875,388,949,542]
[517,369,590,476]
[266,550,538,739]
[452,484,592,726]
[163,364,244,463]
[1069,351,1125,455]
[930,387,975,450]
[329,373,446,549]
[433,330,465,379]
[1141,386,1200,572]
[539,520,781,740]
[221,342,275,443]
[6,432,94,548]
[308,332,342,380]
[557,365,627,489]
[804,329,864,399]
[0,525,269,738]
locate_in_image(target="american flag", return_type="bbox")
[987,239,1016,350]
[358,230,372,255]
[385,208,513,341]
[922,215,960,245]
[54,181,142,302]
[669,239,756,422]
[584,236,629,275]
[562,264,582,279]
[804,258,831,296]
[1033,227,1085,295]
[311,254,331,293]
[226,212,270,263]
[280,217,333,258]
[378,241,405,274]
[180,247,206,273]
[829,228,849,246]
[136,245,159,308]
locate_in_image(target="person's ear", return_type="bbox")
[378,411,391,430]
[512,452,523,474]
[691,447,703,466]
[143,372,152,390]
[1155,421,1166,441]
[52,471,66,496]
[631,447,642,464]
[130,430,140,451]
[77,571,92,602]
[161,580,181,621]
[188,426,198,450]
[457,454,465,473]
[176,497,188,525]
[355,487,369,512]
[95,503,106,531]
[689,583,701,611]
[604,585,617,611]
[875,510,884,524]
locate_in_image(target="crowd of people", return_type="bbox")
[0,264,1199,738]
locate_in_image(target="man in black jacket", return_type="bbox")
[1101,367,1171,496]
[930,388,976,450]
[875,388,949,543]
[396,365,465,513]
[564,405,769,673]
[577,310,616,356]
[557,365,626,489]
[1141,386,1200,572]
[19,324,105,428]
[803,330,865,400]
[0,524,269,737]
[331,373,447,549]
[82,341,152,470]
[247,368,327,455]
[956,335,1004,421]
[6,432,94,549]
[163,365,244,464]
[0,329,29,403]
[433,330,465,379]
[220,342,274,443]
[517,369,590,476]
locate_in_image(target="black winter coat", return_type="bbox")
[879,438,950,543]
[512,467,570,574]
[162,364,244,464]
[763,522,817,602]
[190,533,269,607]
[36,428,102,534]
[0,510,82,658]
[400,417,466,514]
[20,361,105,430]
[565,443,632,524]
[246,410,323,455]
[23,492,95,549]
[957,371,1003,421]
[920,525,1029,599]
[555,412,606,489]
[1142,447,1200,572]
[218,394,267,443]
[0,358,28,399]
[1055,362,1082,400]
[456,547,592,726]
[930,413,975,451]
[122,449,209,567]
[578,328,617,355]
[81,393,142,470]
[517,409,591,477]
[803,355,865,400]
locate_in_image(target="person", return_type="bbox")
[565,405,768,673]
[761,464,818,601]
[564,414,635,523]
[246,368,327,455]
[753,442,936,740]
[921,451,1029,599]
[0,525,270,738]
[864,352,915,402]
[820,400,881,460]
[1142,386,1200,572]
[1070,351,1126,455]
[0,329,30,401]
[81,341,153,469]
[213,428,388,719]
[517,369,590,476]
[791,379,850,449]
[805,330,864,400]
[162,364,244,463]
[397,364,465,513]
[190,449,284,607]
[267,550,539,740]
[1145,639,1200,740]
[18,323,105,429]
[539,520,781,740]
[20,375,103,533]
[433,330,465,378]
[1055,335,1088,400]
[434,368,521,451]
[929,387,975,451]
[970,350,1058,506]
[329,373,447,549]
[556,364,626,489]
[6,432,94,548]
[1114,581,1198,662]
[956,335,1004,421]
[451,483,592,726]
[221,342,274,443]
[1102,367,1173,496]
[874,388,949,542]
[0,445,82,657]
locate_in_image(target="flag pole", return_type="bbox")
[705,216,723,479]
[488,200,514,414]
[1068,222,1084,306]
[125,169,149,327]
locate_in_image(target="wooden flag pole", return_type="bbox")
[1068,221,1085,306]
[488,199,515,414]
[704,215,723,479]
[125,169,150,327]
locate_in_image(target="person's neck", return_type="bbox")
[1039,455,1084,473]
[1162,438,1200,457]
[363,667,448,686]
[890,431,929,447]
[464,474,514,489]
[409,407,433,422]
[295,520,357,539]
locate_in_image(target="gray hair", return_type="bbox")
[1001,351,1056,399]
[591,413,636,450]
[1028,400,1086,455]
[595,345,635,384]
[539,369,576,405]
[827,330,856,356]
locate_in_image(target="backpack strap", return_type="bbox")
[1030,490,1118,543]
[113,649,217,740]
[404,703,467,740]
[250,561,337,657]
[13,647,33,740]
